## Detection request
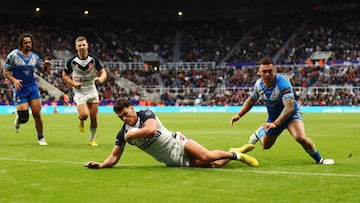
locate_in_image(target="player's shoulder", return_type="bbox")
[7,49,19,57]
[88,54,103,67]
[138,109,156,119]
[276,74,287,80]
[253,78,262,87]
[29,51,40,58]
[138,109,155,116]
[275,74,290,84]
[275,74,293,90]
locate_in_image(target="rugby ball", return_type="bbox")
[125,127,140,144]
[128,128,140,132]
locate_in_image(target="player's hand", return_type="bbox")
[85,161,101,169]
[230,115,240,126]
[262,122,276,131]
[13,79,23,90]
[124,131,134,142]
[42,60,51,73]
[95,77,103,84]
[124,133,129,142]
[73,81,82,89]
[125,128,140,141]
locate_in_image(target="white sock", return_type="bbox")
[89,127,97,140]
[248,132,259,144]
[234,152,241,160]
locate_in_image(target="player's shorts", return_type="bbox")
[161,131,191,167]
[73,88,99,105]
[266,111,303,136]
[14,85,41,105]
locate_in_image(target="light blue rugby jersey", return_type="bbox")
[250,74,300,121]
[4,49,42,88]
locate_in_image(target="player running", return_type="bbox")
[229,56,334,165]
[62,36,107,146]
[3,33,51,145]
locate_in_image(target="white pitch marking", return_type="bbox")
[0,157,84,165]
[213,168,360,178]
[1,157,359,178]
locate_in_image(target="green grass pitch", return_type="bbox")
[0,112,359,202]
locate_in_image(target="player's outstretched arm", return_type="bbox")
[230,97,255,126]
[85,146,124,169]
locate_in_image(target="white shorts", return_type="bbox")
[164,132,191,167]
[73,88,99,105]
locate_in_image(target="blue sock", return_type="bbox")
[37,134,44,140]
[257,128,266,140]
[306,149,322,163]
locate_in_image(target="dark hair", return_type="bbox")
[113,98,132,113]
[18,33,34,48]
[258,56,273,65]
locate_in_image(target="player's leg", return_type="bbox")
[87,102,99,146]
[229,127,263,154]
[88,102,98,129]
[74,91,90,133]
[77,103,89,133]
[14,102,30,133]
[248,126,279,149]
[77,103,90,121]
[184,139,259,167]
[13,90,30,133]
[29,98,43,134]
[287,119,334,165]
[261,133,279,149]
[248,126,266,144]
[29,98,47,145]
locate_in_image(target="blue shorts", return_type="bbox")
[265,111,303,136]
[14,85,41,105]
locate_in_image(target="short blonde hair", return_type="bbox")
[75,36,87,44]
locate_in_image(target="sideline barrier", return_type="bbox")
[1,105,360,114]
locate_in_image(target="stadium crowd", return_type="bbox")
[0,9,359,106]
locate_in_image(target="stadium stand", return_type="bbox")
[0,5,359,106]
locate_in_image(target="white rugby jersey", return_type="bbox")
[64,54,104,92]
[116,110,189,166]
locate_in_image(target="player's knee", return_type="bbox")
[79,115,88,121]
[263,145,272,150]
[17,110,29,124]
[262,142,274,149]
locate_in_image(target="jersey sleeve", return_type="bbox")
[137,110,156,121]
[115,125,127,147]
[63,56,75,75]
[92,55,104,71]
[249,79,261,101]
[34,52,42,71]
[4,49,16,70]
[277,76,295,100]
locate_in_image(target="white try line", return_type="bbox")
[1,157,359,178]
[0,157,85,165]
[217,168,360,178]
